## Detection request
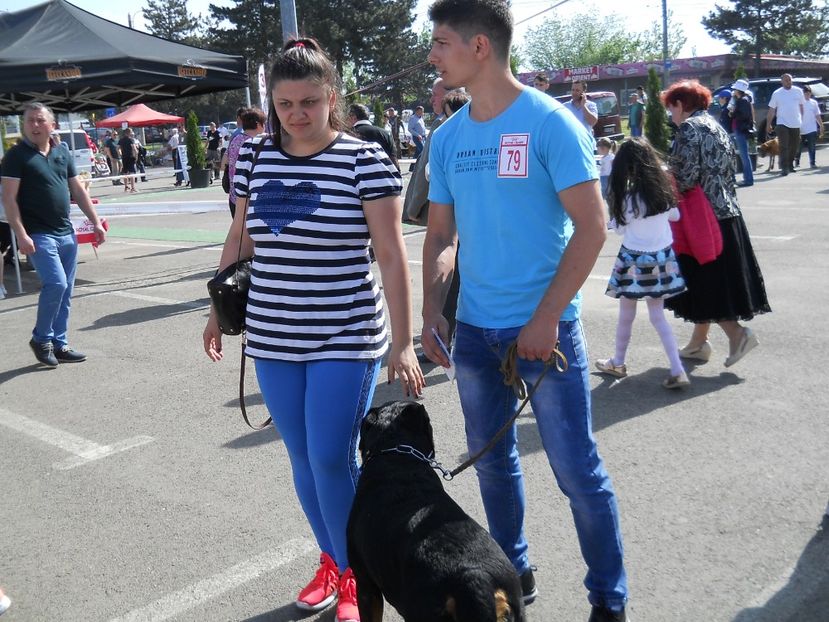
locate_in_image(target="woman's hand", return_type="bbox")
[203,312,224,362]
[387,343,425,398]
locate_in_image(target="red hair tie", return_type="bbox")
[294,41,305,48]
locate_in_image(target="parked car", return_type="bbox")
[222,121,237,133]
[56,129,95,175]
[713,77,829,143]
[198,124,210,139]
[554,91,624,141]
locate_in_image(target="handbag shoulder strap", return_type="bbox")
[234,137,268,264]
[238,137,272,431]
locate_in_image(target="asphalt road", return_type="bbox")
[1,157,827,622]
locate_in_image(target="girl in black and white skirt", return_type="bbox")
[596,138,689,389]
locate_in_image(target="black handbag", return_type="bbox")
[207,260,251,336]
[221,163,230,193]
[206,139,266,335]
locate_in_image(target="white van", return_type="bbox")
[56,130,94,176]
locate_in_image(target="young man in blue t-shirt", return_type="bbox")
[421,1,628,620]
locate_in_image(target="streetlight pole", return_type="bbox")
[280,0,298,45]
[662,0,670,88]
[127,10,140,29]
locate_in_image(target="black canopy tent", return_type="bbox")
[0,0,248,115]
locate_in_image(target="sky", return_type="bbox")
[5,0,731,61]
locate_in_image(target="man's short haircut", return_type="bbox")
[241,107,266,130]
[802,84,812,93]
[572,80,588,90]
[428,0,513,61]
[348,104,370,121]
[534,73,549,83]
[236,106,246,119]
[23,101,55,122]
[442,89,471,114]
[415,105,424,112]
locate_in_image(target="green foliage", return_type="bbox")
[734,62,748,81]
[509,45,523,77]
[644,69,670,155]
[523,6,686,69]
[142,0,203,43]
[373,100,385,128]
[702,0,829,59]
[185,110,207,170]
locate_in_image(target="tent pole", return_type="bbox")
[245,87,251,107]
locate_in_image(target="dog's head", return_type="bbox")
[359,400,435,461]
[758,138,778,157]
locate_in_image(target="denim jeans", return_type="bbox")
[28,233,78,348]
[453,320,628,609]
[630,125,642,137]
[734,132,754,185]
[798,131,818,167]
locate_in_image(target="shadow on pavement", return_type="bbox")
[123,243,222,261]
[222,424,280,449]
[79,301,208,330]
[732,514,829,622]
[0,363,56,386]
[591,366,743,433]
[241,602,320,621]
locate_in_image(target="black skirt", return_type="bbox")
[665,215,771,323]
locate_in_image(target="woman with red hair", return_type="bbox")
[661,80,770,368]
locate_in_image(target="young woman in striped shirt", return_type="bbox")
[203,38,424,622]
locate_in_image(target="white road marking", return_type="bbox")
[108,538,316,622]
[0,407,154,471]
[752,235,798,241]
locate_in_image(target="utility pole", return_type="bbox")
[280,0,298,45]
[662,0,670,88]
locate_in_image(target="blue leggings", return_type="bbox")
[254,357,380,571]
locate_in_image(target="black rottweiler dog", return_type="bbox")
[347,400,524,622]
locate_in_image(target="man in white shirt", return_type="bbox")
[407,106,427,159]
[796,84,824,169]
[168,128,184,186]
[564,80,598,132]
[766,73,805,176]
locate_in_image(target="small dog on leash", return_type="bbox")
[347,400,524,622]
[758,137,780,171]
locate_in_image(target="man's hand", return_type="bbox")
[516,314,559,362]
[93,224,106,245]
[17,233,35,255]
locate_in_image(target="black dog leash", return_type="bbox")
[375,341,568,481]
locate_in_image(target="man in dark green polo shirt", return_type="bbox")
[1,102,106,368]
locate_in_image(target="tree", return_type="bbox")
[523,7,685,69]
[644,68,669,155]
[142,0,203,44]
[185,110,206,170]
[703,0,829,75]
[373,100,385,128]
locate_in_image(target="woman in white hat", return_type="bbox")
[730,79,755,186]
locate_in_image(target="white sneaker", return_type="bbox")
[0,285,7,300]
[0,592,11,615]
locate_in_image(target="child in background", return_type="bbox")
[597,137,616,198]
[596,137,690,389]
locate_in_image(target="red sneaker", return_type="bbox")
[295,552,338,612]
[336,567,360,622]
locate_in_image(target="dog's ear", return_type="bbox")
[359,407,381,455]
[400,402,436,453]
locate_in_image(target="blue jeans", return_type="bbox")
[255,357,380,571]
[453,320,628,609]
[413,135,424,158]
[28,233,78,348]
[798,131,818,167]
[734,132,753,185]
[630,125,642,137]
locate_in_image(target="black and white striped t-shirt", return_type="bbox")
[233,133,402,361]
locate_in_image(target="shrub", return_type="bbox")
[644,68,670,155]
[185,110,206,170]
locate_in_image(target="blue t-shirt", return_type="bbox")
[428,87,597,327]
